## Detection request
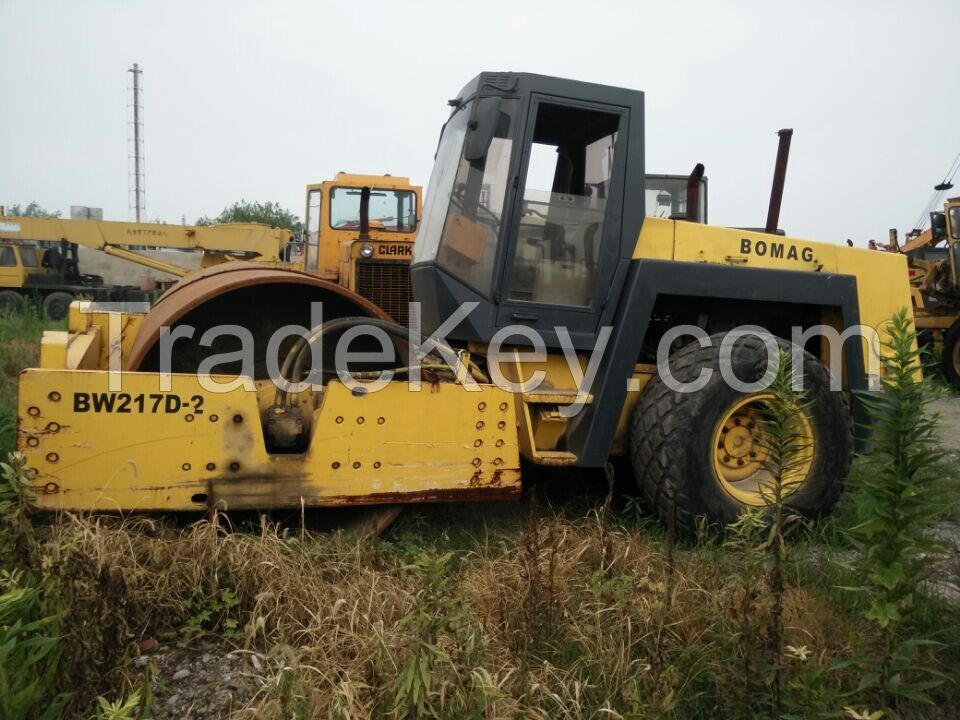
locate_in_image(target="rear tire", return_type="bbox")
[941,321,960,388]
[42,292,75,321]
[629,331,852,533]
[0,290,24,315]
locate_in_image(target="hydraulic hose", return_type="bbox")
[274,316,488,406]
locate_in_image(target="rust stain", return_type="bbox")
[201,471,521,511]
[127,263,392,371]
[537,455,578,467]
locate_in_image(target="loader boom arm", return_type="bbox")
[900,227,934,254]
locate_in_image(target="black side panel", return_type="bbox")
[568,259,865,466]
[410,263,498,338]
[411,261,631,350]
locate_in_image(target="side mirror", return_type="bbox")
[463,97,502,162]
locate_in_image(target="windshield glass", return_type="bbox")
[414,99,515,298]
[413,107,471,265]
[329,187,417,232]
[645,175,707,221]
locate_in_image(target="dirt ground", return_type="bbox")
[932,396,960,453]
[925,397,960,603]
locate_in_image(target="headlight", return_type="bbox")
[360,243,374,258]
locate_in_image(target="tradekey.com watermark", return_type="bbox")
[96,301,884,417]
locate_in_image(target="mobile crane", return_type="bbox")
[0,213,291,319]
[0,172,421,320]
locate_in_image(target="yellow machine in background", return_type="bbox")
[0,173,421,321]
[896,196,960,383]
[0,215,291,276]
[302,173,420,324]
[18,72,912,534]
[0,213,292,319]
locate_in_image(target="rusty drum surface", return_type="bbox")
[128,262,392,377]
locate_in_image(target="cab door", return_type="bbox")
[494,95,628,349]
[0,245,23,288]
[947,201,960,286]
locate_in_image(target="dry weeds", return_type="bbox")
[27,507,882,719]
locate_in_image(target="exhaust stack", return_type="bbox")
[765,128,793,234]
[686,163,705,223]
[359,186,371,241]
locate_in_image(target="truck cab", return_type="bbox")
[0,242,41,292]
[0,239,118,317]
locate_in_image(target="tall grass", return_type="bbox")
[0,507,899,717]
[0,309,957,717]
[0,309,60,457]
[0,472,952,718]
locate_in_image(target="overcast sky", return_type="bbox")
[1,0,958,245]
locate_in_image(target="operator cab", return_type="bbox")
[411,72,646,351]
[944,198,960,285]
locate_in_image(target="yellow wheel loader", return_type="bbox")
[300,173,420,325]
[17,73,913,532]
[893,196,960,385]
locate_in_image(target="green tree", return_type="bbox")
[3,202,61,218]
[196,200,302,235]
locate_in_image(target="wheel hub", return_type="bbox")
[711,393,814,506]
[716,407,765,482]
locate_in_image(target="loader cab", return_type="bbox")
[303,173,422,324]
[944,198,960,285]
[411,72,646,351]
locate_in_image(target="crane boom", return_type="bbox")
[0,215,293,277]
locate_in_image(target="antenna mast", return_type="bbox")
[127,63,145,222]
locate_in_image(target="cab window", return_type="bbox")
[304,188,322,272]
[434,107,514,295]
[950,205,960,240]
[508,102,621,306]
[0,246,16,268]
[19,247,38,267]
[329,187,417,232]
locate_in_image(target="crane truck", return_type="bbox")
[17,72,913,533]
[0,215,291,319]
[0,172,421,321]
